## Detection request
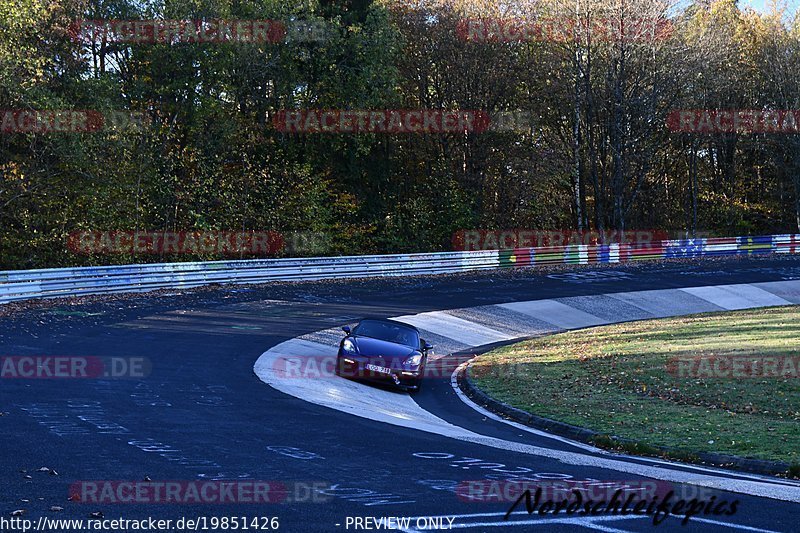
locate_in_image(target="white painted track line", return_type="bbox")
[450,362,800,488]
[449,361,608,455]
[399,512,781,532]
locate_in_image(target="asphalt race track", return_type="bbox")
[3,256,800,532]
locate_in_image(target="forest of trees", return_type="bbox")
[2,0,800,269]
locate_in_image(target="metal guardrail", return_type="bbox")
[1,234,798,304]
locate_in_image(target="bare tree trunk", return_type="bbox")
[794,173,800,232]
[584,27,603,235]
[689,142,698,238]
[610,4,627,234]
[573,47,584,231]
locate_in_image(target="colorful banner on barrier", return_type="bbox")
[1,234,800,304]
[492,235,800,268]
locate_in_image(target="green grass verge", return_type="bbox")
[470,306,800,466]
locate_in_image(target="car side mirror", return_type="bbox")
[342,326,351,335]
[423,341,433,351]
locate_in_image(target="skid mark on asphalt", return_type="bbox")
[751,280,800,303]
[605,289,724,318]
[496,299,606,329]
[299,327,353,347]
[555,295,658,323]
[442,307,555,337]
[254,281,800,503]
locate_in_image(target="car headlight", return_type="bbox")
[404,354,423,367]
[342,338,356,354]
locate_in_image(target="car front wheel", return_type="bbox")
[408,363,425,393]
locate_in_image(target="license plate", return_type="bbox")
[366,364,391,374]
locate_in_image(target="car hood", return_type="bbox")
[351,336,418,360]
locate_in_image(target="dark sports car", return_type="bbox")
[336,318,433,391]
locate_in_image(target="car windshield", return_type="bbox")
[353,320,419,348]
